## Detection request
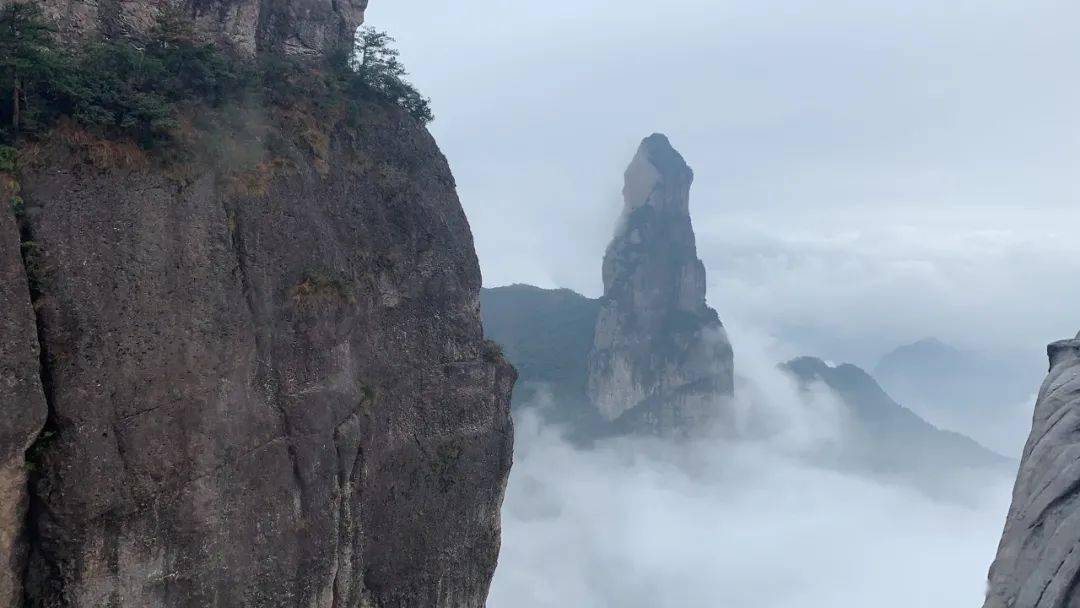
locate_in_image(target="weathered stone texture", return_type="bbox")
[0,178,48,608]
[984,332,1080,608]
[586,134,734,434]
[5,0,367,56]
[2,100,513,608]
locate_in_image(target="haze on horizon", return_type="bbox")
[361,4,1074,607]
[369,0,1080,366]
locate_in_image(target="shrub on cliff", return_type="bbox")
[0,3,67,137]
[333,27,434,124]
[0,8,432,149]
[0,6,250,146]
[65,15,250,146]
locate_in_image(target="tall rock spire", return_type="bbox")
[586,134,734,433]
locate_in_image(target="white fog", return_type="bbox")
[489,324,1018,607]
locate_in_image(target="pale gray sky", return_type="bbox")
[367,0,1080,363]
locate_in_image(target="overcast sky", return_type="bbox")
[367,0,1080,364]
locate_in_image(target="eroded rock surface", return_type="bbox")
[0,1,516,600]
[15,0,367,56]
[984,332,1080,608]
[0,179,48,608]
[586,134,734,434]
[6,101,514,608]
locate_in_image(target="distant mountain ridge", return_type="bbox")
[480,285,604,431]
[783,357,1009,478]
[481,286,1011,484]
[479,135,1009,488]
[874,337,1043,455]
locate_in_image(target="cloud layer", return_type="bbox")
[489,330,1016,607]
[368,0,1080,361]
[491,412,1012,608]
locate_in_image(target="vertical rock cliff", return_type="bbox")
[586,134,734,434]
[0,2,515,607]
[0,178,48,607]
[984,332,1080,608]
[29,0,367,56]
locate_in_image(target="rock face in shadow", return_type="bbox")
[9,108,514,608]
[586,134,733,434]
[0,179,49,608]
[25,0,367,56]
[984,333,1080,608]
[480,285,607,433]
[0,4,516,604]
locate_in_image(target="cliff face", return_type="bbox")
[25,0,367,56]
[984,333,1080,608]
[0,4,516,607]
[586,134,734,434]
[0,178,49,607]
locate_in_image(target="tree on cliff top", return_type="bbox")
[0,6,248,147]
[0,8,433,148]
[340,27,433,124]
[0,3,64,137]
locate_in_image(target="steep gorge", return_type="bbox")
[0,2,515,607]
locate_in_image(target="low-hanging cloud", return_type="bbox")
[698,216,1080,365]
[488,327,1016,608]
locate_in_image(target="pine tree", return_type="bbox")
[0,3,59,136]
[350,27,433,123]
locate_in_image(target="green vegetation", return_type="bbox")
[342,27,432,124]
[1,5,248,146]
[480,285,614,435]
[0,7,433,150]
[482,339,504,363]
[0,144,16,172]
[0,3,61,138]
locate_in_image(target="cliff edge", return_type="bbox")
[984,333,1080,608]
[0,2,515,607]
[27,0,367,56]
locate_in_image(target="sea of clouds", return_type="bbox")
[488,326,1017,608]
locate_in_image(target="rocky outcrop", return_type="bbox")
[984,333,1080,608]
[586,134,734,434]
[9,110,514,608]
[0,178,48,608]
[7,105,514,608]
[0,4,516,605]
[19,0,367,56]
